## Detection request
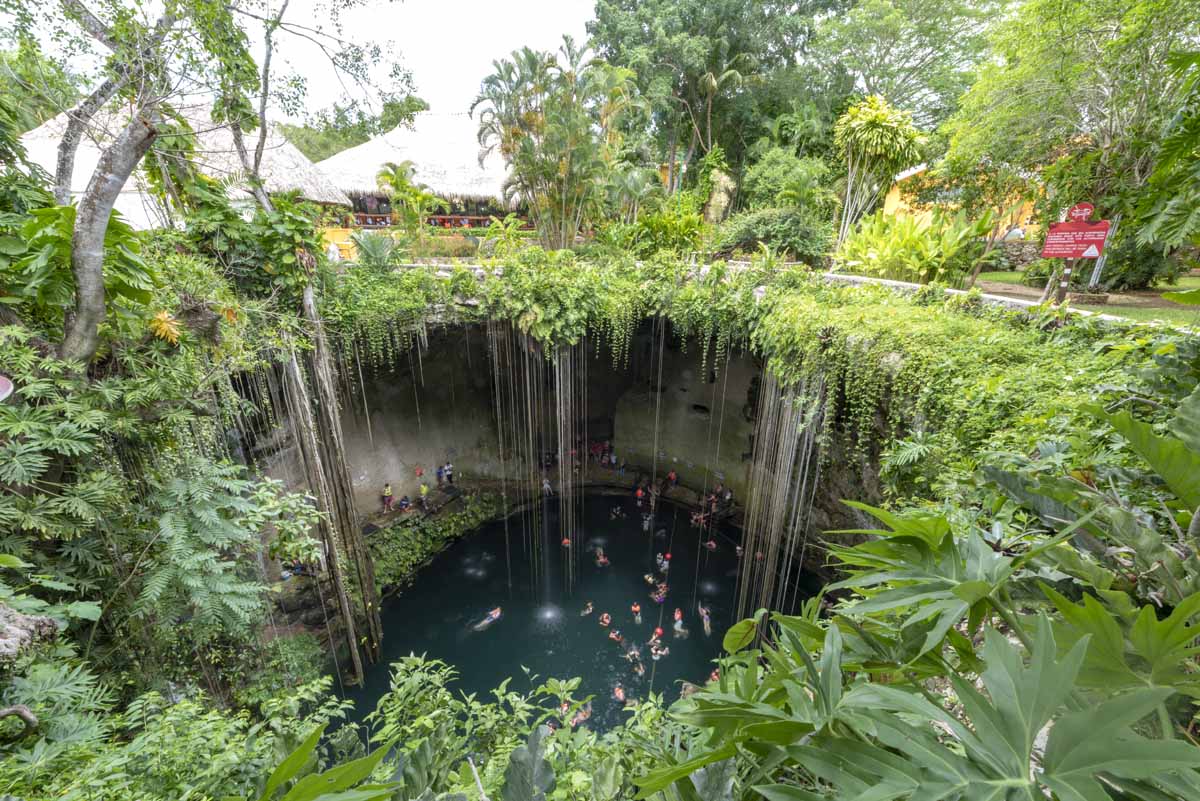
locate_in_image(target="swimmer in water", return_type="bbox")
[643,573,656,586]
[633,661,645,677]
[561,537,571,548]
[650,643,669,661]
[625,644,640,661]
[631,602,642,624]
[609,628,623,644]
[595,547,610,567]
[648,627,663,646]
[703,538,717,551]
[581,601,593,616]
[472,606,502,631]
[614,684,625,703]
[709,668,720,684]
[735,545,744,558]
[673,607,688,638]
[569,702,592,727]
[698,603,712,636]
[598,612,611,627]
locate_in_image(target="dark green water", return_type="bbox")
[345,493,766,730]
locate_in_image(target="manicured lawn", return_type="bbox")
[978,270,1025,285]
[1077,303,1200,326]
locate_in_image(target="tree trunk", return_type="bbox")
[60,112,159,364]
[302,284,383,660]
[55,77,123,205]
[666,125,679,195]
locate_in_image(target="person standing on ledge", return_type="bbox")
[436,464,445,488]
[381,483,393,513]
[445,461,455,485]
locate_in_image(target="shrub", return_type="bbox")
[593,206,706,258]
[741,148,835,212]
[833,209,995,285]
[714,207,834,264]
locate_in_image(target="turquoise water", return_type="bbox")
[345,492,777,730]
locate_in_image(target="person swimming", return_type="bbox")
[698,603,712,637]
[650,643,669,661]
[609,505,626,520]
[703,538,717,551]
[580,601,593,616]
[613,684,625,703]
[643,573,656,586]
[598,612,611,627]
[594,547,609,567]
[709,668,720,684]
[472,606,502,631]
[633,661,645,677]
[569,701,592,727]
[631,602,641,624]
[608,628,623,644]
[648,627,663,645]
[673,607,688,637]
[735,545,744,558]
[561,537,571,548]
[641,514,652,532]
[625,644,640,661]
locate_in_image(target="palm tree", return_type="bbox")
[375,160,416,198]
[835,95,924,245]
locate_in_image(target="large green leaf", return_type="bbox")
[633,743,738,799]
[1096,407,1200,509]
[500,725,556,801]
[260,725,325,801]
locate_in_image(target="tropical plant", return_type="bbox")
[351,231,399,274]
[835,95,925,245]
[834,208,996,285]
[473,37,637,249]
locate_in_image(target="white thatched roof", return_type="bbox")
[316,111,509,201]
[20,106,350,229]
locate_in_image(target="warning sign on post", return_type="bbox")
[1041,220,1111,259]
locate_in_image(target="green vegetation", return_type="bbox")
[3,0,1200,799]
[370,493,506,594]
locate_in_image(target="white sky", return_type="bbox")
[276,0,595,118]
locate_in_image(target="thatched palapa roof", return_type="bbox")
[20,105,350,229]
[316,111,511,205]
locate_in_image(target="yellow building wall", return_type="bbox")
[883,174,1039,236]
[322,227,357,260]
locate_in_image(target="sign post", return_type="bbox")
[1041,204,1111,304]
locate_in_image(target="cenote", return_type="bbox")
[344,492,794,730]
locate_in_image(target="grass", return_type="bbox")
[978,270,1025,285]
[1076,303,1200,326]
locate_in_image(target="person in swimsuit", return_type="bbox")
[608,629,623,644]
[631,602,641,624]
[613,684,626,703]
[698,603,712,637]
[595,547,610,567]
[598,612,611,627]
[673,607,688,637]
[581,601,593,616]
[472,607,502,631]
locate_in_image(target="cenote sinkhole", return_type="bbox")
[343,492,813,730]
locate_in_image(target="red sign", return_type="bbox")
[1067,202,1095,222]
[1041,220,1111,259]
